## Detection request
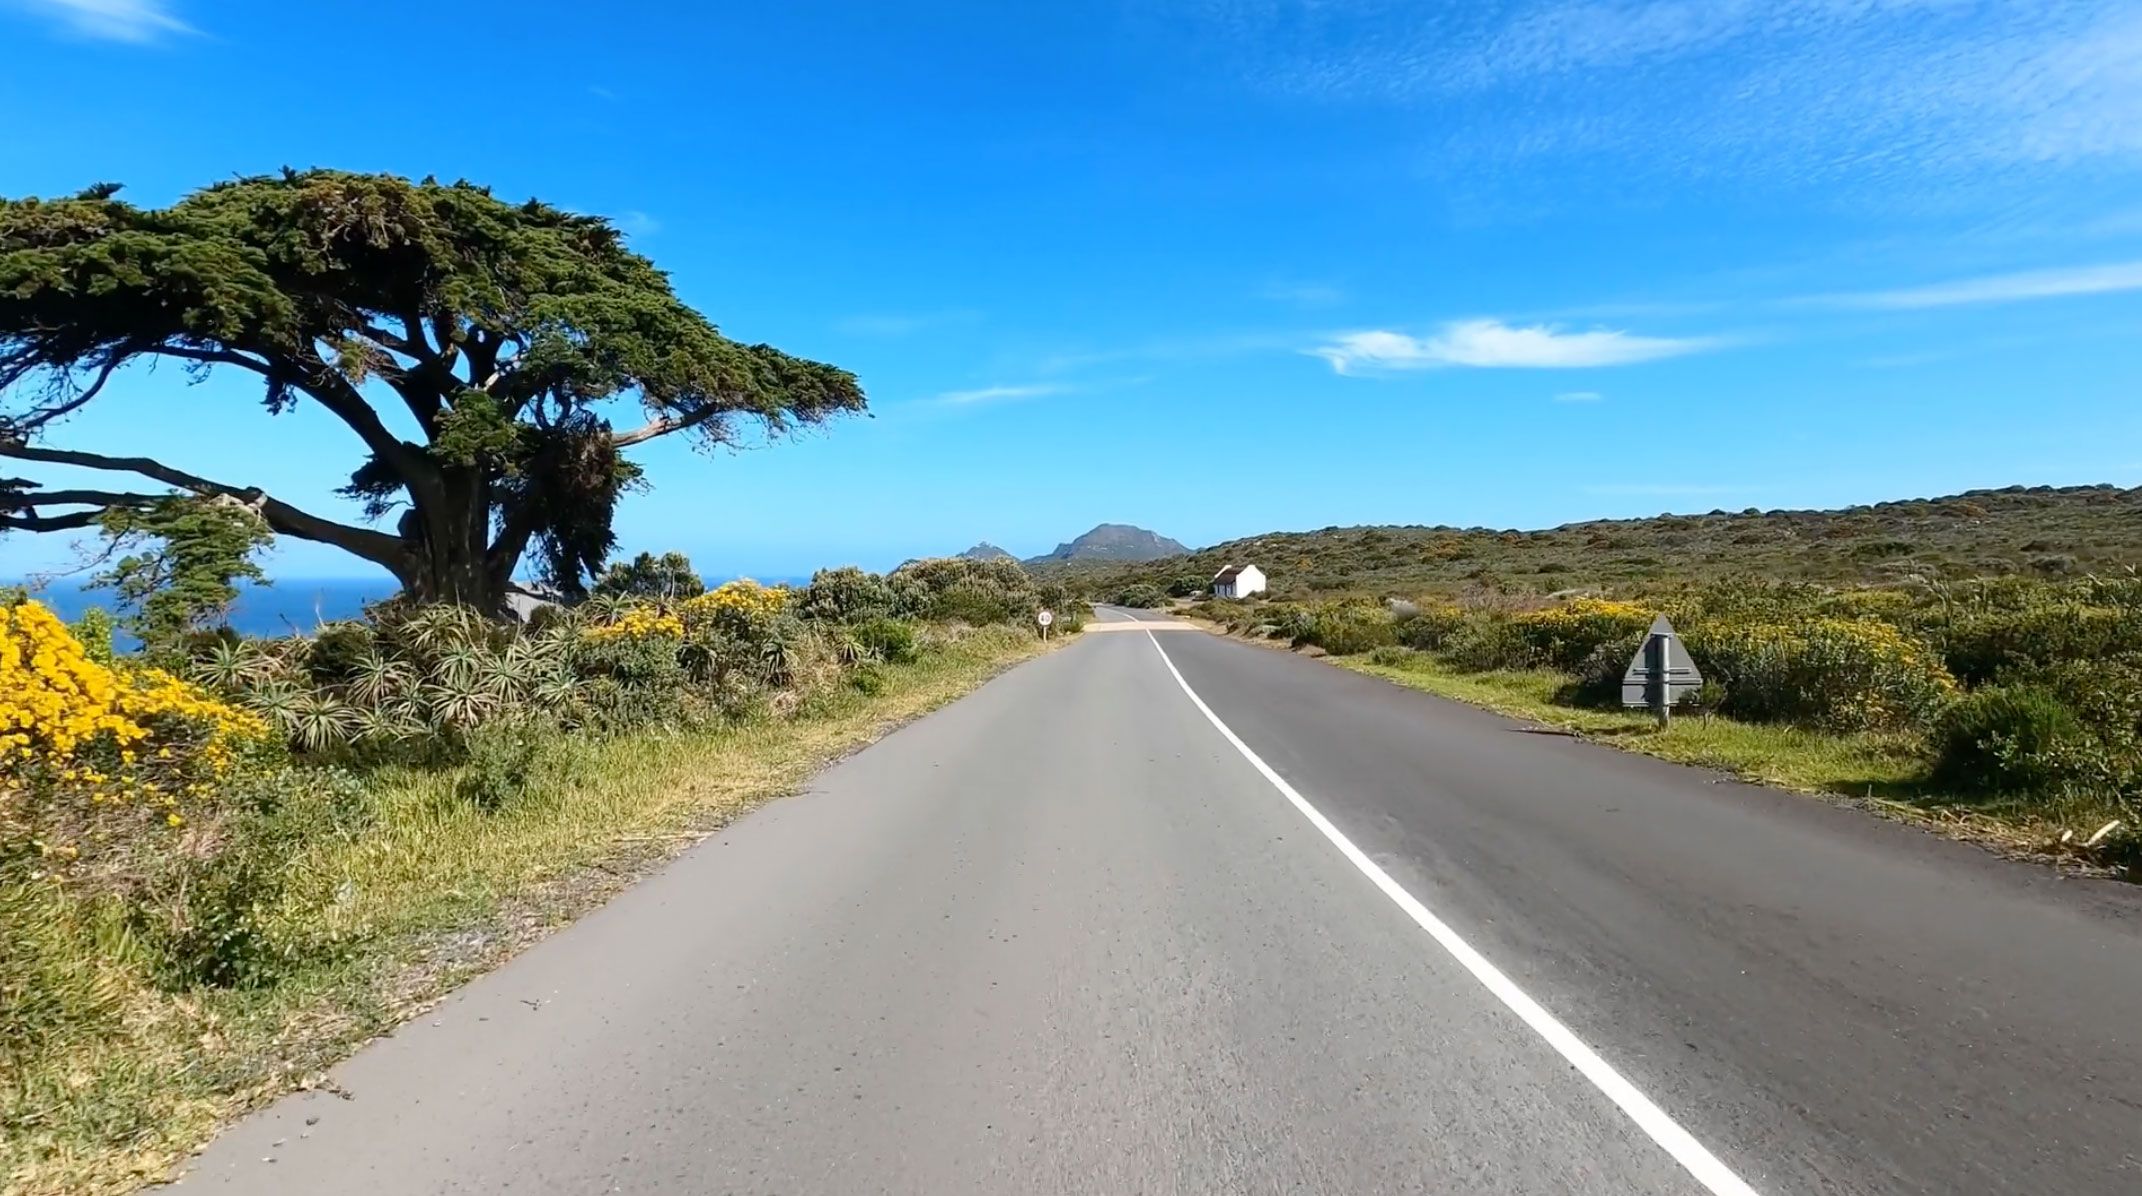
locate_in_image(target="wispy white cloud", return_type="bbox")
[1310,318,1715,374]
[932,383,1071,406]
[614,210,661,238]
[1258,279,1347,307]
[1172,1,2142,195]
[15,0,192,42]
[588,85,618,101]
[1553,390,1604,402]
[1819,259,2142,309]
[837,311,983,338]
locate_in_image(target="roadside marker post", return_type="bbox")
[1037,608,1054,640]
[1621,615,1702,727]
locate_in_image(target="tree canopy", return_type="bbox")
[0,170,866,610]
[592,551,705,601]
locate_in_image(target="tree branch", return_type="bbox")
[0,443,409,569]
[7,354,129,436]
[0,509,105,533]
[611,403,728,448]
[11,487,165,508]
[147,342,436,499]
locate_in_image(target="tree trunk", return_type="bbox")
[396,491,508,613]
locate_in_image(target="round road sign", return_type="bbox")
[1037,609,1055,628]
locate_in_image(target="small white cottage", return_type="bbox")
[1211,564,1267,599]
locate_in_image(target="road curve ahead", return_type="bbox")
[177,615,2142,1194]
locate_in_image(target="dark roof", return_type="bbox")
[1212,565,1247,582]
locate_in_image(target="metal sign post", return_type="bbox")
[1622,614,1702,727]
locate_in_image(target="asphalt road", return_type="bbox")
[175,608,2142,1194]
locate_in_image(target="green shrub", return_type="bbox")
[1692,618,1956,732]
[848,662,890,695]
[1937,603,2133,686]
[592,551,704,600]
[932,578,1018,624]
[1113,583,1168,609]
[1438,617,1535,673]
[889,557,1039,625]
[1564,632,1650,707]
[305,622,377,685]
[455,720,553,812]
[1931,686,2091,795]
[1303,604,1397,655]
[69,607,117,665]
[851,616,920,664]
[572,625,686,693]
[1512,598,1654,672]
[1366,645,1423,668]
[1394,604,1467,650]
[133,766,371,989]
[800,566,898,623]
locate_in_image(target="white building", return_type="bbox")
[1211,564,1267,599]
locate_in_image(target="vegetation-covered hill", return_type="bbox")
[1024,523,1188,565]
[1046,485,2142,598]
[959,542,1016,562]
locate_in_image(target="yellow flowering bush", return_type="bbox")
[1690,617,1958,732]
[1,600,267,874]
[683,579,791,626]
[1513,597,1654,671]
[581,605,686,643]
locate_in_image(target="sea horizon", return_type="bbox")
[11,574,815,639]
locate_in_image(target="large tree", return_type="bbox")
[0,170,865,610]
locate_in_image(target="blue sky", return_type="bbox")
[4,0,2141,581]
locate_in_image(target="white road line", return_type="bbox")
[1143,630,1762,1196]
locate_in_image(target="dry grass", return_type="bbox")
[3,627,1049,1196]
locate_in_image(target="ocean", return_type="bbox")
[16,575,812,640]
[24,578,401,638]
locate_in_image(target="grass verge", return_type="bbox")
[4,626,1050,1196]
[1326,649,2135,874]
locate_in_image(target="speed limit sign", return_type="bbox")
[1037,609,1055,629]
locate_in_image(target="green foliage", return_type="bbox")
[457,720,554,812]
[132,766,371,989]
[1302,603,1398,655]
[1394,604,1467,650]
[800,565,897,623]
[889,556,1041,625]
[1932,687,2092,796]
[1,170,867,608]
[1511,598,1655,672]
[1438,616,1534,673]
[304,622,376,685]
[851,617,920,664]
[593,552,705,601]
[1038,484,2142,600]
[1112,583,1168,609]
[1935,600,2135,687]
[1688,619,1956,732]
[1563,632,1652,708]
[92,495,272,655]
[0,880,129,1075]
[69,606,116,664]
[1034,583,1085,632]
[848,662,890,695]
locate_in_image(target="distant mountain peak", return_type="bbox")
[1027,523,1188,565]
[959,542,1015,561]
